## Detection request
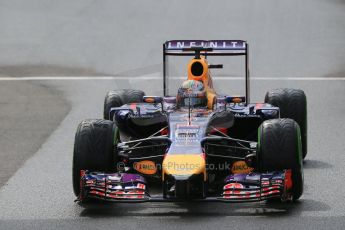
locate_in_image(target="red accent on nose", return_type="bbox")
[161,128,168,135]
[210,127,227,135]
[284,169,293,190]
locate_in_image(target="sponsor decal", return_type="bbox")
[234,113,261,118]
[231,161,254,174]
[133,160,157,175]
[143,96,163,103]
[225,96,246,103]
[175,124,200,142]
[166,40,246,50]
[232,97,243,103]
[144,97,155,103]
[129,114,155,118]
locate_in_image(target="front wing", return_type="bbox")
[78,170,293,203]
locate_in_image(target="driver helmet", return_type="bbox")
[177,80,207,108]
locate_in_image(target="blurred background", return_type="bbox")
[0,0,344,78]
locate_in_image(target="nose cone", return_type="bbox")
[162,154,206,181]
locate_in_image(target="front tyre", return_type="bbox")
[257,118,303,201]
[264,88,307,159]
[72,119,117,196]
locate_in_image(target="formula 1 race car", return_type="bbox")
[72,40,307,203]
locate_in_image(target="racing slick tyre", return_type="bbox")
[257,118,303,201]
[103,89,145,120]
[264,88,307,159]
[72,119,118,196]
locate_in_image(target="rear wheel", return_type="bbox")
[265,88,307,159]
[257,118,303,201]
[103,89,145,120]
[72,119,118,196]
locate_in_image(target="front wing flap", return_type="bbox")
[219,170,292,202]
[79,170,150,202]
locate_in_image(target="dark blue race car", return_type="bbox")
[73,40,307,203]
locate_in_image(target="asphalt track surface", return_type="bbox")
[0,0,345,229]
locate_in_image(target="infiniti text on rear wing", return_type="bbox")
[164,40,247,55]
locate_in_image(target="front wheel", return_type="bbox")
[257,118,303,201]
[264,88,307,159]
[72,119,118,197]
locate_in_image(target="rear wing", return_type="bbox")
[163,40,250,103]
[164,40,247,55]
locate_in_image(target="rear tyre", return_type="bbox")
[264,88,307,159]
[103,89,145,120]
[72,119,117,196]
[257,118,303,201]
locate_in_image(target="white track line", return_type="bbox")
[0,76,344,81]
